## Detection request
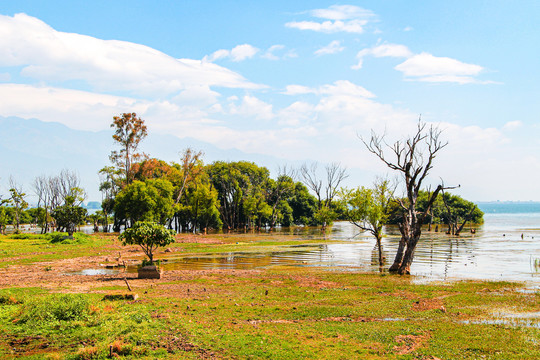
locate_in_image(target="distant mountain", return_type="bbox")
[0,116,287,202]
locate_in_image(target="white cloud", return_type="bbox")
[310,5,376,20]
[315,40,345,56]
[286,5,375,33]
[261,45,297,60]
[205,44,259,62]
[502,120,523,131]
[283,85,315,95]
[353,42,490,84]
[0,13,261,97]
[229,95,274,120]
[395,52,484,84]
[283,80,375,98]
[0,84,145,131]
[352,43,412,69]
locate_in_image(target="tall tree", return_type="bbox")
[109,112,148,186]
[364,121,451,275]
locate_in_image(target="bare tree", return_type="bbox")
[32,175,51,233]
[364,121,452,274]
[300,162,348,229]
[300,162,348,210]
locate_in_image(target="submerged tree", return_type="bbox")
[340,179,394,268]
[364,121,452,275]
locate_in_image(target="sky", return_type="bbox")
[0,0,539,201]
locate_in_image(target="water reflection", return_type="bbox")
[142,214,540,284]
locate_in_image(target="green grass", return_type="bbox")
[0,232,538,358]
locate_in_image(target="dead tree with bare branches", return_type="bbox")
[364,121,453,274]
[300,162,348,229]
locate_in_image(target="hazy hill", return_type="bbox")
[0,116,286,202]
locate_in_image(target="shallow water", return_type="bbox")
[129,213,539,284]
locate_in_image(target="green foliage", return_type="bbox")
[288,182,318,226]
[340,180,393,237]
[119,221,175,264]
[15,293,92,324]
[52,195,88,236]
[114,179,175,225]
[387,191,484,226]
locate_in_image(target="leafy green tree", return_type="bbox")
[8,178,28,232]
[0,207,8,234]
[340,179,394,267]
[266,171,296,229]
[51,195,88,237]
[288,182,318,226]
[119,221,175,265]
[207,161,271,229]
[439,190,483,235]
[114,179,175,226]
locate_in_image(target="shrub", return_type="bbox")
[119,221,175,264]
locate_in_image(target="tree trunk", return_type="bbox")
[389,235,406,272]
[397,235,420,275]
[376,235,384,268]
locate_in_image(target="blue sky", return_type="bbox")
[0,1,539,201]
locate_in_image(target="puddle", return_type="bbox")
[461,311,540,329]
[67,269,120,276]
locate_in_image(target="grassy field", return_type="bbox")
[0,232,538,359]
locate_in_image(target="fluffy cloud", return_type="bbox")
[353,43,488,84]
[286,5,375,33]
[0,13,261,97]
[395,53,484,83]
[315,40,345,56]
[204,44,259,62]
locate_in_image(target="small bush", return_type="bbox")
[15,294,92,324]
[49,232,90,244]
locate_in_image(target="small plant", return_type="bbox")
[119,221,175,265]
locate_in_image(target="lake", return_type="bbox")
[154,203,540,285]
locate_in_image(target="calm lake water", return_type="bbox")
[153,203,540,284]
